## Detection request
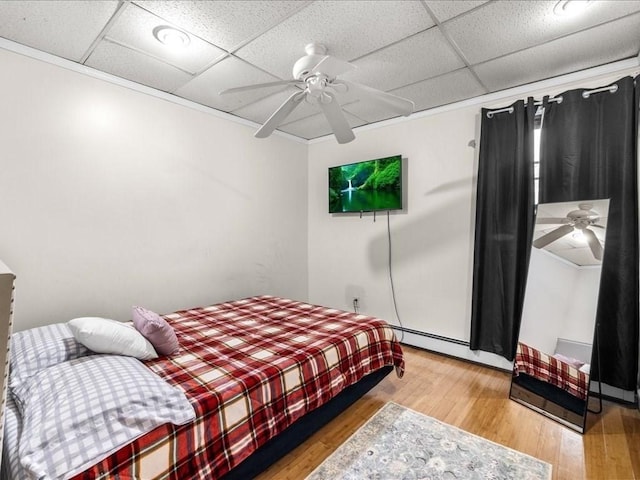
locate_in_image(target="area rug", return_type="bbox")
[306,402,552,480]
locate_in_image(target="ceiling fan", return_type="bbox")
[533,203,605,260]
[220,43,415,144]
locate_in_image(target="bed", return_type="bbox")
[2,295,404,480]
[513,342,589,400]
[510,342,589,431]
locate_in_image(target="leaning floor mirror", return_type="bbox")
[510,199,609,433]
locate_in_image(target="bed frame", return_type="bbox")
[511,341,590,433]
[510,373,587,432]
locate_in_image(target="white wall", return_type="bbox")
[1,41,636,380]
[307,64,639,371]
[308,111,478,334]
[0,48,309,331]
[307,105,505,364]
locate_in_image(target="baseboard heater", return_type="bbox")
[390,325,470,347]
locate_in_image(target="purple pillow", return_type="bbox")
[132,306,179,356]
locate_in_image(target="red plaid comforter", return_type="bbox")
[514,342,588,400]
[71,295,404,480]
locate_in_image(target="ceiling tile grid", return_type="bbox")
[104,3,226,74]
[341,27,467,93]
[442,0,640,65]
[388,68,488,114]
[230,88,326,126]
[279,110,366,139]
[473,11,640,93]
[174,56,286,112]
[85,39,194,93]
[0,0,639,141]
[0,0,119,61]
[424,0,490,23]
[234,0,435,79]
[134,0,311,52]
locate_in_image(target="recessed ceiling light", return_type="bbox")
[553,0,592,16]
[153,26,190,49]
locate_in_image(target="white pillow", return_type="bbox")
[68,317,158,360]
[16,355,194,480]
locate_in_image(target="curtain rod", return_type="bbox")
[485,84,619,118]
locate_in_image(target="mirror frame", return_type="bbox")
[509,199,609,434]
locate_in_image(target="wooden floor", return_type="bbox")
[256,345,640,480]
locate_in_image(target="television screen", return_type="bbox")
[328,155,403,213]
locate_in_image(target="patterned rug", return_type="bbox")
[306,402,552,480]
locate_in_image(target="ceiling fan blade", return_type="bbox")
[535,217,570,224]
[310,55,355,78]
[219,80,303,95]
[255,91,306,138]
[533,224,574,249]
[336,80,414,116]
[319,93,355,144]
[592,224,606,229]
[583,228,603,260]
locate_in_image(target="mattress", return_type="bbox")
[4,295,404,479]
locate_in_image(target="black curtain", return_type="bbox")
[470,99,536,361]
[539,76,639,391]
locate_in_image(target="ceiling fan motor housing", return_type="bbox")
[568,204,600,227]
[293,54,324,80]
[221,42,413,143]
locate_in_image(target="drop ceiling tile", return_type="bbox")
[424,0,488,23]
[345,68,486,122]
[444,0,640,64]
[341,27,465,93]
[85,40,193,92]
[231,89,322,125]
[0,0,118,61]
[134,1,308,52]
[473,13,640,93]
[340,103,397,125]
[104,3,225,73]
[235,0,434,79]
[278,111,366,140]
[175,56,288,112]
[544,246,600,267]
[395,68,486,111]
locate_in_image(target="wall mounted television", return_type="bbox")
[328,154,403,213]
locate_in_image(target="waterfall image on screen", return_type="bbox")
[328,155,403,213]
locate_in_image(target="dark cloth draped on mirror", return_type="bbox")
[470,99,536,361]
[539,76,639,391]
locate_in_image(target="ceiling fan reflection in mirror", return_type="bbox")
[534,203,605,260]
[220,43,414,144]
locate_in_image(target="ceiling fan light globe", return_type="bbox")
[572,230,586,242]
